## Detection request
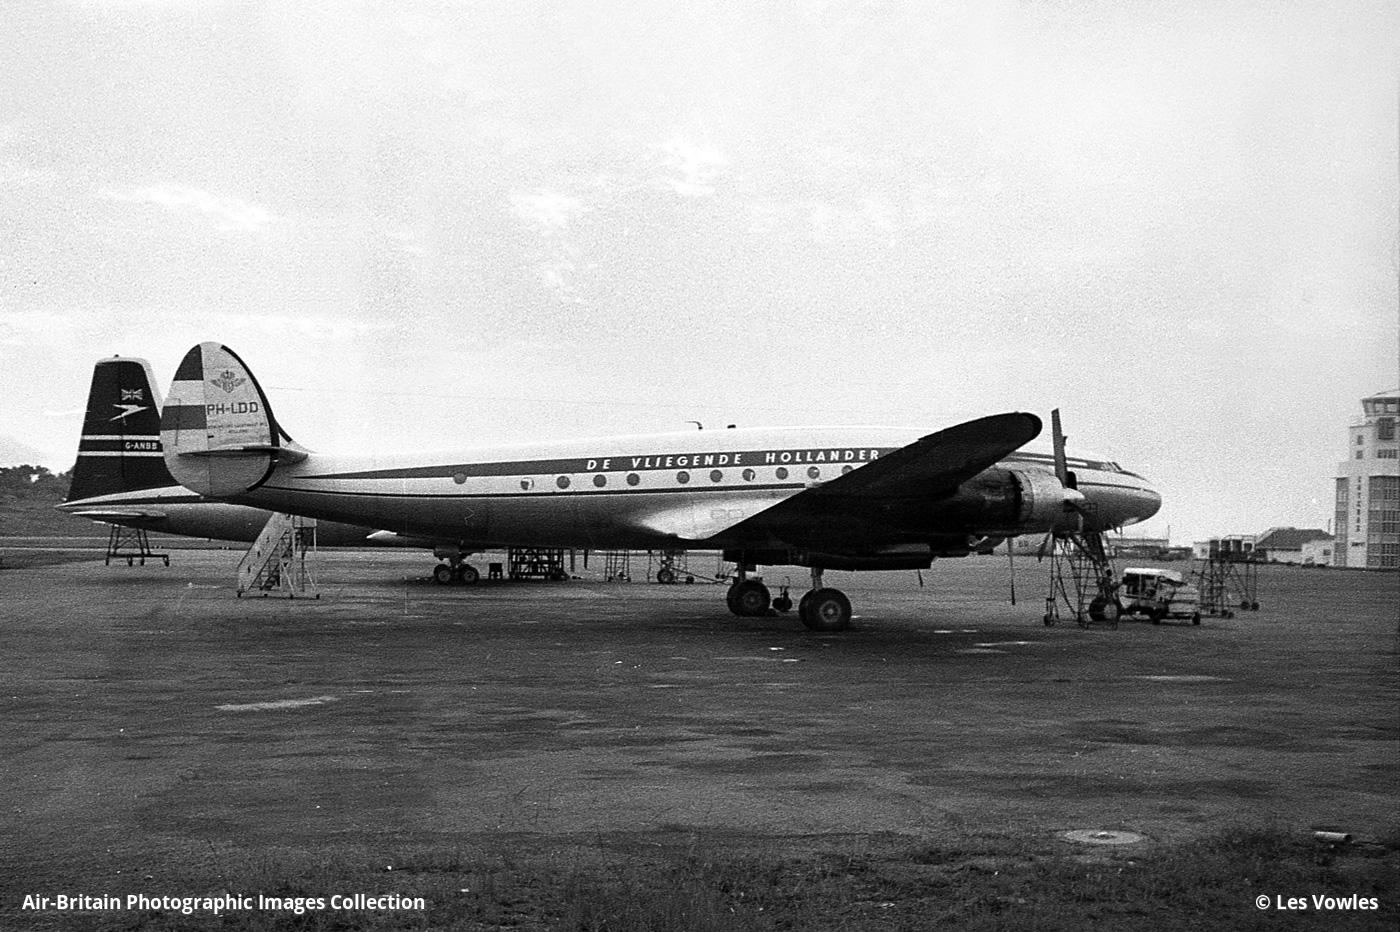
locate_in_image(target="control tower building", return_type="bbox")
[1333,390,1400,569]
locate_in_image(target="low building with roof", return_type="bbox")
[1253,527,1333,564]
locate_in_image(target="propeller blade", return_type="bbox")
[1051,408,1072,489]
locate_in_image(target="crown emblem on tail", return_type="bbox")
[210,370,247,394]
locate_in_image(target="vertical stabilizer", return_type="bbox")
[66,357,174,502]
[161,343,282,497]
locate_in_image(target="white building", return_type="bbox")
[1191,535,1256,560]
[1300,538,1333,566]
[1333,390,1400,570]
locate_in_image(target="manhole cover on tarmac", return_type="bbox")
[1062,830,1146,845]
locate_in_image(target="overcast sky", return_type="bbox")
[3,0,1398,544]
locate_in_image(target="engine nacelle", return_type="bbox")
[925,467,1078,536]
[1009,468,1081,533]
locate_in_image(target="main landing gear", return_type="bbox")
[432,558,480,585]
[725,566,854,632]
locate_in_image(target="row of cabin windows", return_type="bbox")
[545,464,853,490]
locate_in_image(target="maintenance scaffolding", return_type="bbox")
[1043,530,1121,629]
[1191,537,1261,618]
[104,524,169,567]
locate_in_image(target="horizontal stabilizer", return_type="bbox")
[177,444,308,464]
[68,508,168,522]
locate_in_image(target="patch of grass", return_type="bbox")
[11,826,1397,931]
[0,548,103,570]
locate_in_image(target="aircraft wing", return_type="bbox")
[714,412,1042,546]
[796,412,1039,499]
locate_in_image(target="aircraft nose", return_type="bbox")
[1138,484,1163,523]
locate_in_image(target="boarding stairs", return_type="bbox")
[237,513,319,598]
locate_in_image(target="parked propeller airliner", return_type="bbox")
[160,342,1161,630]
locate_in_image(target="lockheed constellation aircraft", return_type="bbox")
[160,342,1161,630]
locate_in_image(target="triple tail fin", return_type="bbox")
[66,357,176,503]
[161,342,304,498]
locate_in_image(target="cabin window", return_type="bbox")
[677,471,690,484]
[556,475,571,489]
[593,474,606,487]
[807,466,821,480]
[452,472,468,485]
[626,473,640,486]
[520,478,534,491]
[710,470,723,483]
[775,467,789,480]
[742,468,755,481]
[841,465,853,475]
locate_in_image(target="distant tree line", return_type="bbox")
[0,465,71,498]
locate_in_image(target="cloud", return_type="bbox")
[661,133,728,198]
[509,188,587,232]
[102,183,276,233]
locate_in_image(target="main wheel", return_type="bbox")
[727,580,771,617]
[800,588,852,632]
[656,567,677,584]
[772,592,793,613]
[456,564,480,585]
[432,563,454,585]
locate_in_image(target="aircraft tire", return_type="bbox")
[656,567,676,584]
[432,564,454,585]
[727,580,770,617]
[457,564,480,585]
[801,588,851,632]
